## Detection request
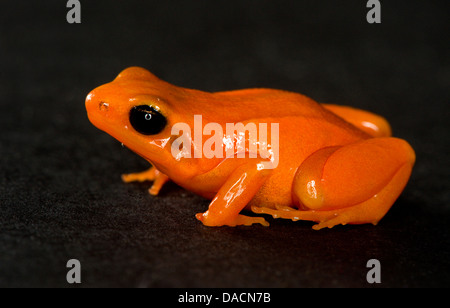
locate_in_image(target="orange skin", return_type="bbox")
[85,67,415,230]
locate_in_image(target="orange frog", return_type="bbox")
[85,67,415,230]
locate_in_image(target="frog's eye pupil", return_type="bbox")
[129,105,167,135]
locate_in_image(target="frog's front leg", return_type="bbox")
[196,160,273,227]
[121,166,169,195]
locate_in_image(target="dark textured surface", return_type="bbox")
[1,1,449,287]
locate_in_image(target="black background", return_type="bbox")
[1,0,449,288]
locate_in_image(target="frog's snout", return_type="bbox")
[85,91,95,112]
[86,89,110,113]
[85,90,110,128]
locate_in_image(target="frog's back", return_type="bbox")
[179,87,368,140]
[211,88,324,122]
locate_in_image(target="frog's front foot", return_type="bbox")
[196,212,269,227]
[121,166,169,195]
[122,167,156,183]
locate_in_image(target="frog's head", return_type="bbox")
[85,67,190,175]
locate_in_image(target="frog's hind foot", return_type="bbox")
[251,205,339,230]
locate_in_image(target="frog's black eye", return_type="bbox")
[129,105,167,135]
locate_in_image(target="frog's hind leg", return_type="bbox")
[252,161,413,229]
[253,138,415,230]
[322,104,392,138]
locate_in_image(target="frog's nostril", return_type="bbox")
[98,101,109,111]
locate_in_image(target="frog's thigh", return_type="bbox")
[267,137,415,229]
[253,160,413,229]
[294,137,415,210]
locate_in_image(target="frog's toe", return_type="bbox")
[196,212,269,227]
[147,173,170,195]
[234,215,269,227]
[148,186,160,196]
[311,215,348,230]
[121,167,156,183]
